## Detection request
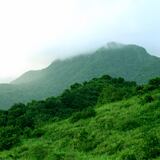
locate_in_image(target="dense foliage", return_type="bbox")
[0,75,136,151]
[1,75,160,159]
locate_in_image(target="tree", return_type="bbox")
[0,126,20,150]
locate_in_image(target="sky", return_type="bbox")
[0,0,160,83]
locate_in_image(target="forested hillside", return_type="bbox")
[1,75,160,159]
[1,43,160,109]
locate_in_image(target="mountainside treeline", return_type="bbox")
[1,43,160,109]
[0,75,137,151]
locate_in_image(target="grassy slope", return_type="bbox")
[1,90,160,159]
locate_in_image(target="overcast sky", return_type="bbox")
[0,0,160,83]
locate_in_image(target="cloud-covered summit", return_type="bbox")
[0,0,160,82]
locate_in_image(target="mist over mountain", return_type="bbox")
[0,42,160,109]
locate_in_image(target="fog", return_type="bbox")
[0,0,160,82]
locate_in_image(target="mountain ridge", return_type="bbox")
[11,43,149,85]
[0,42,160,109]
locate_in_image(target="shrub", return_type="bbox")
[49,152,76,160]
[144,133,160,158]
[121,153,137,160]
[149,77,160,88]
[136,85,145,95]
[0,126,20,150]
[149,101,160,109]
[31,128,45,138]
[31,145,48,160]
[120,118,140,131]
[98,84,135,104]
[139,94,154,105]
[144,95,154,103]
[73,129,97,152]
[23,127,32,138]
[70,108,96,123]
[105,140,124,155]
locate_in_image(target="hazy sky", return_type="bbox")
[0,0,160,83]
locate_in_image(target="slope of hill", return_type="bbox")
[1,75,160,159]
[1,42,160,109]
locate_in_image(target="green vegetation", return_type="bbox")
[1,75,160,159]
[1,43,160,109]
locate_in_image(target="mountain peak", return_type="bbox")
[105,42,125,49]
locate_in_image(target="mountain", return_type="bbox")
[1,42,160,109]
